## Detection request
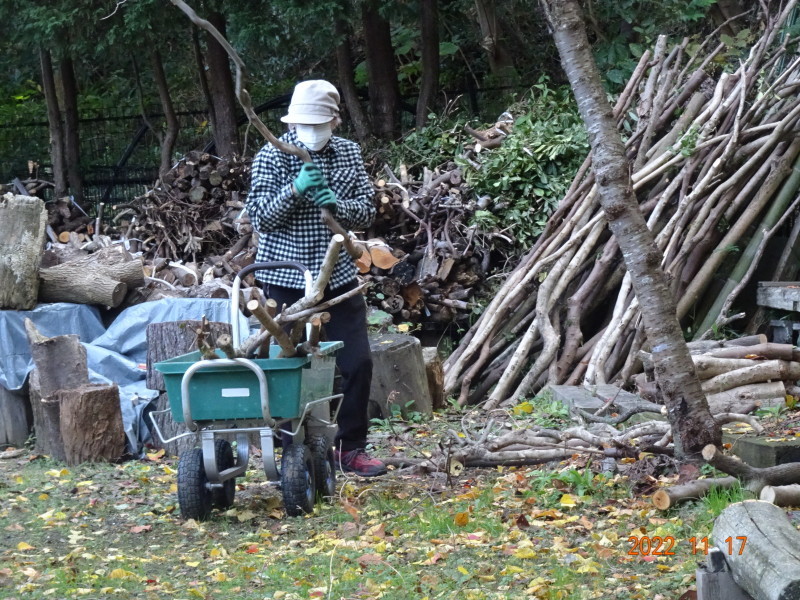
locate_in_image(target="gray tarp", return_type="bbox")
[0,298,249,455]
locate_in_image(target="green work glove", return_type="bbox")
[312,187,337,212]
[293,163,324,196]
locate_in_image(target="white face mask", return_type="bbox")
[295,123,332,151]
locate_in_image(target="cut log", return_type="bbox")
[369,333,433,418]
[422,346,445,411]
[0,194,47,309]
[38,247,144,307]
[24,320,90,459]
[145,320,231,457]
[58,383,125,465]
[702,445,800,491]
[705,381,786,414]
[39,269,128,306]
[652,477,738,510]
[692,356,765,380]
[712,501,800,600]
[704,343,795,361]
[0,384,31,448]
[701,361,800,395]
[760,484,800,507]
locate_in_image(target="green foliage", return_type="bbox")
[512,390,571,428]
[459,81,588,248]
[590,0,719,91]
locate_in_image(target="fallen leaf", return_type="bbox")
[357,553,383,567]
[16,542,34,551]
[454,512,469,526]
[130,525,152,534]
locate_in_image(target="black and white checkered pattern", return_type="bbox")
[246,130,376,289]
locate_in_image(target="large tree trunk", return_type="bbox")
[474,0,519,87]
[0,194,47,310]
[362,0,401,140]
[335,17,370,144]
[59,55,83,207]
[192,25,217,137]
[151,50,179,176]
[416,0,440,129]
[540,0,720,459]
[39,49,67,200]
[204,11,240,157]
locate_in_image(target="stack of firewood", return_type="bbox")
[636,335,792,415]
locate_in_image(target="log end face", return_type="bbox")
[652,489,671,510]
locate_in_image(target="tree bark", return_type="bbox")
[540,0,720,458]
[58,55,83,207]
[474,0,519,87]
[0,194,47,310]
[151,50,179,176]
[335,17,370,144]
[39,49,67,200]
[652,477,738,510]
[192,25,217,137]
[416,0,440,129]
[362,0,401,140]
[58,384,125,465]
[712,501,800,600]
[204,11,240,157]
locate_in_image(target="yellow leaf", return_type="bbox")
[109,569,136,580]
[457,566,470,576]
[512,401,534,416]
[185,561,200,568]
[397,323,409,333]
[454,512,469,526]
[16,542,34,551]
[236,510,256,522]
[38,494,49,501]
[211,571,228,582]
[559,494,577,507]
[514,547,537,559]
[209,548,222,558]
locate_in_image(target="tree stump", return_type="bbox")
[24,320,89,459]
[58,384,125,465]
[712,500,800,600]
[0,193,47,310]
[368,333,432,418]
[0,384,32,448]
[145,320,231,457]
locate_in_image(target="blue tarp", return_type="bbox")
[0,298,250,455]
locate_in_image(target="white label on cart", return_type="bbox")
[221,388,250,398]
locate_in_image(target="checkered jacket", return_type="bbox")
[246,130,376,289]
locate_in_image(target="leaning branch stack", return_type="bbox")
[445,2,800,407]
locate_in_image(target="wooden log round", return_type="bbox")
[0,194,47,310]
[39,268,128,307]
[760,484,800,507]
[652,477,738,510]
[368,333,432,418]
[712,501,800,600]
[0,385,31,448]
[58,383,125,465]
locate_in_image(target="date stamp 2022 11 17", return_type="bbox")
[627,535,748,557]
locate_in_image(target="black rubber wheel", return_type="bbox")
[211,438,236,509]
[281,443,316,517]
[177,448,212,521]
[308,434,336,501]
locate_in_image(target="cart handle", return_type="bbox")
[180,357,274,431]
[231,261,312,347]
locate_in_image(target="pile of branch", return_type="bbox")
[445,3,800,408]
[117,150,253,263]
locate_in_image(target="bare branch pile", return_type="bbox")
[445,2,800,408]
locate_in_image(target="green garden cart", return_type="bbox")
[149,262,342,519]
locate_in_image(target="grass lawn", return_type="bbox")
[0,410,751,600]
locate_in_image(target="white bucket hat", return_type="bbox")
[280,80,340,125]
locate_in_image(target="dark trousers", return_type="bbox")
[264,280,372,452]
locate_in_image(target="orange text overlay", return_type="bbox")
[627,535,747,556]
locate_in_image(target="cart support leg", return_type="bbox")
[261,430,279,481]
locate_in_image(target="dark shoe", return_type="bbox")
[333,449,387,477]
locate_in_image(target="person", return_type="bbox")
[246,80,386,477]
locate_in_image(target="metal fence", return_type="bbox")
[0,85,522,212]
